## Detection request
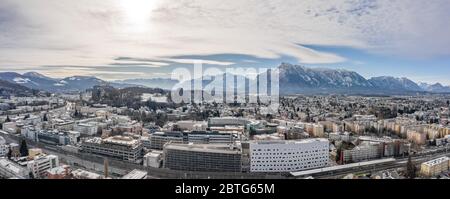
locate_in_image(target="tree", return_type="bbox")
[406,155,416,179]
[43,113,48,122]
[5,116,11,122]
[7,146,12,160]
[19,139,29,157]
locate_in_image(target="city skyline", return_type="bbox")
[1,0,450,84]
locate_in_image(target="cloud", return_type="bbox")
[0,0,449,79]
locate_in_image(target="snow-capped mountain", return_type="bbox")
[418,82,450,93]
[115,78,179,90]
[23,72,56,81]
[278,63,373,90]
[0,72,134,93]
[1,66,449,95]
[0,79,36,97]
[270,63,433,94]
[368,76,423,92]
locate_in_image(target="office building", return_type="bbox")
[420,157,450,177]
[163,143,242,172]
[81,136,143,163]
[74,123,97,136]
[27,154,59,178]
[143,151,162,168]
[246,139,329,172]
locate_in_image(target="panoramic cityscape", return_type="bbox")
[1,0,450,181]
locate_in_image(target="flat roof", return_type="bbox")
[251,138,329,145]
[423,157,449,167]
[165,143,241,154]
[0,158,26,174]
[122,169,148,179]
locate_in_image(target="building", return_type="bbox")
[143,151,162,168]
[45,165,71,179]
[145,131,235,150]
[37,131,70,146]
[25,154,60,179]
[173,120,207,131]
[146,131,184,150]
[163,143,242,172]
[342,143,383,164]
[28,148,43,159]
[407,129,427,145]
[67,131,81,145]
[122,169,148,179]
[71,169,103,179]
[0,136,7,157]
[81,136,143,163]
[0,158,29,179]
[246,139,329,173]
[420,157,450,177]
[208,117,248,127]
[2,122,17,134]
[186,131,234,144]
[74,123,97,136]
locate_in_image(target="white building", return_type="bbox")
[121,169,148,179]
[0,136,7,157]
[174,120,208,131]
[74,123,97,136]
[0,158,29,179]
[2,122,17,134]
[72,169,103,179]
[67,131,81,145]
[248,138,329,172]
[143,151,162,168]
[25,154,59,178]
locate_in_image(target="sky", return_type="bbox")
[0,0,450,85]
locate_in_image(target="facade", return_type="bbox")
[37,131,70,145]
[45,165,71,179]
[143,151,162,168]
[71,169,103,179]
[186,131,234,144]
[74,123,97,136]
[25,154,60,179]
[163,143,242,172]
[122,169,148,179]
[208,117,248,127]
[0,136,7,157]
[247,139,329,172]
[146,131,184,150]
[342,143,383,164]
[81,136,143,162]
[420,157,450,177]
[2,122,17,134]
[407,129,427,145]
[0,158,29,179]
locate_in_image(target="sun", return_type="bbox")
[119,0,159,33]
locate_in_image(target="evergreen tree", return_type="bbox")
[43,113,48,122]
[406,155,416,179]
[7,146,12,160]
[5,116,11,122]
[19,139,29,157]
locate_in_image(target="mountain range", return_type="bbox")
[0,63,449,95]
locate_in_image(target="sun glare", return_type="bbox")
[119,0,159,33]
